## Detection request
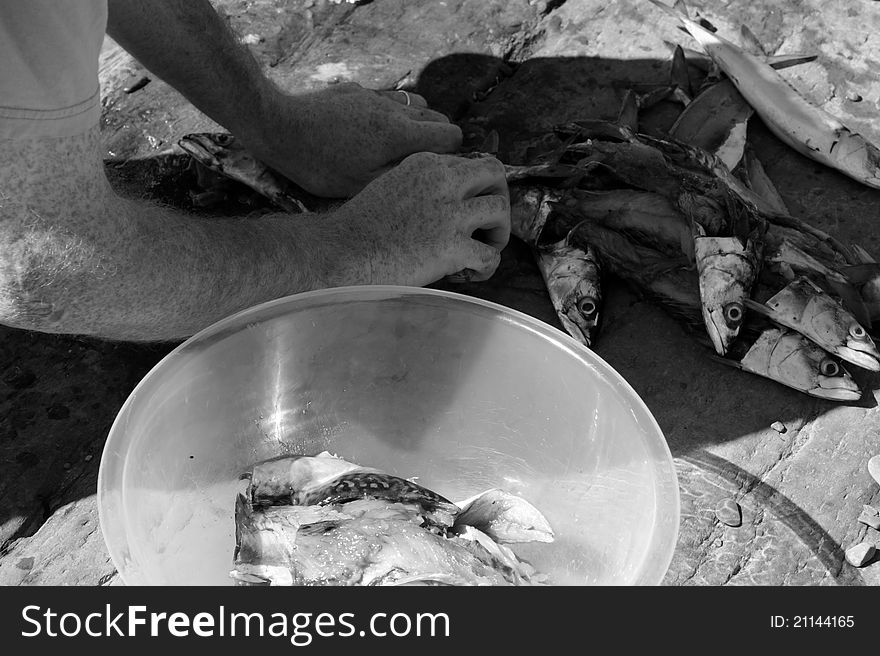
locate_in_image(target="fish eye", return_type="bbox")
[820,359,840,377]
[217,134,232,145]
[849,324,868,340]
[577,298,598,319]
[723,302,744,327]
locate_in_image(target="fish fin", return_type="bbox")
[766,53,818,70]
[636,85,675,110]
[825,278,873,327]
[741,146,789,214]
[670,45,693,98]
[865,301,880,324]
[708,354,743,370]
[697,17,718,32]
[616,89,640,133]
[849,244,877,264]
[739,24,768,57]
[743,298,772,317]
[672,0,689,17]
[842,263,880,283]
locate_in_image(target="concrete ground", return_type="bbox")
[1,0,879,585]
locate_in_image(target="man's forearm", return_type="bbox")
[0,128,368,341]
[106,0,281,144]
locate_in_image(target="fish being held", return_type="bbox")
[649,0,880,189]
[178,132,310,213]
[232,452,552,586]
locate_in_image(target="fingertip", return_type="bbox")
[408,121,462,153]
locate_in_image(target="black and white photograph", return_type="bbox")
[1,0,878,648]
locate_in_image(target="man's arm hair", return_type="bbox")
[0,128,369,341]
[106,0,284,146]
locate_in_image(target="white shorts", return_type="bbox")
[0,0,107,139]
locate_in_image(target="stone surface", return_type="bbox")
[3,0,880,586]
[0,496,118,586]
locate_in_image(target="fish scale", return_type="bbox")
[298,472,456,510]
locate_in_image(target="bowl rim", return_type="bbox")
[98,284,680,585]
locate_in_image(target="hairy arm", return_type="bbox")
[105,0,462,197]
[0,128,508,341]
[106,0,277,148]
[0,128,372,341]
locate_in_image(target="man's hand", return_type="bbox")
[107,0,461,199]
[333,152,510,286]
[244,83,463,198]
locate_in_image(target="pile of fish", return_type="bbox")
[176,0,880,402]
[231,452,553,586]
[505,0,880,402]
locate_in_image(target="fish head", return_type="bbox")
[813,356,863,401]
[538,240,602,348]
[805,302,880,371]
[703,301,746,354]
[841,322,880,371]
[559,292,602,347]
[695,236,759,355]
[761,330,863,401]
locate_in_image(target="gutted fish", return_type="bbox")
[232,452,551,586]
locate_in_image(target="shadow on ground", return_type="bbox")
[2,52,879,572]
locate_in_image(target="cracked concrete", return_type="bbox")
[2,0,880,585]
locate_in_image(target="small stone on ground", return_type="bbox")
[771,421,787,434]
[715,498,742,527]
[858,505,880,530]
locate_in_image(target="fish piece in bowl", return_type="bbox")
[231,451,553,586]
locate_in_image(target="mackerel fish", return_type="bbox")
[744,276,880,371]
[232,451,552,586]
